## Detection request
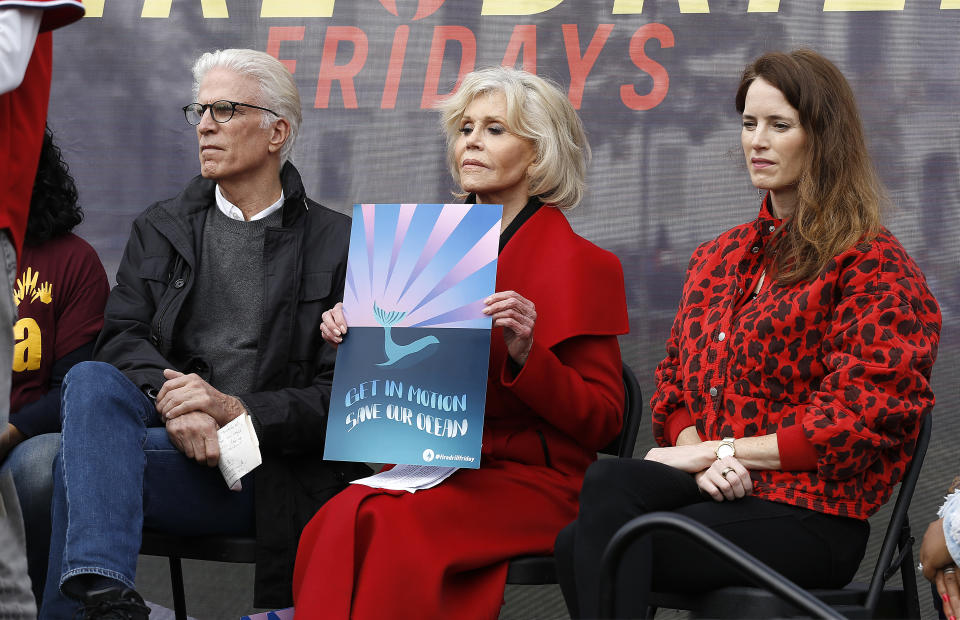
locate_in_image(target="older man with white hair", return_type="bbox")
[39,49,369,619]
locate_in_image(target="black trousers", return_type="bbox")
[554,458,870,619]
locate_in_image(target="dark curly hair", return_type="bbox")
[26,126,83,246]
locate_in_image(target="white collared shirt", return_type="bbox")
[215,185,284,222]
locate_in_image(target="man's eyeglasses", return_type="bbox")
[182,100,279,125]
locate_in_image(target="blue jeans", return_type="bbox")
[0,432,60,606]
[40,362,255,619]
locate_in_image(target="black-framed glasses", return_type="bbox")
[182,100,279,125]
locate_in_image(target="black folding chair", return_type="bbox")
[139,531,256,620]
[505,361,643,585]
[599,413,932,619]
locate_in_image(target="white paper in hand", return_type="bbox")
[217,413,262,491]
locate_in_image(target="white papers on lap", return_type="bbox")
[350,464,458,493]
[217,413,262,491]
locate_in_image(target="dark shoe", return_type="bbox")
[79,585,150,619]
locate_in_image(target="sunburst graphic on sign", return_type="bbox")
[343,203,502,329]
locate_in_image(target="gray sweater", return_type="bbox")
[174,205,284,395]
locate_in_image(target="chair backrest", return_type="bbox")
[862,411,932,612]
[504,360,644,587]
[600,362,643,458]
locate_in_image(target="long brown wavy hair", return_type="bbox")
[736,49,884,284]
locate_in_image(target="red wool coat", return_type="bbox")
[652,197,941,519]
[0,0,84,256]
[293,206,629,619]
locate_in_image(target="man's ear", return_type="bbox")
[267,118,291,154]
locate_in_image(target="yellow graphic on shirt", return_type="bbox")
[12,267,54,372]
[13,318,41,372]
[13,267,53,307]
[35,282,53,304]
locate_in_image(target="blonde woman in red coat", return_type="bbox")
[292,66,629,619]
[555,49,941,618]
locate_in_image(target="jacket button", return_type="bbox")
[768,225,776,232]
[751,246,759,254]
[737,288,744,295]
[718,332,726,342]
[709,387,718,397]
[173,278,185,289]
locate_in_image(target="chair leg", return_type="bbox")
[168,556,187,620]
[900,540,921,617]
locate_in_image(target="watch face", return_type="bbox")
[717,443,735,459]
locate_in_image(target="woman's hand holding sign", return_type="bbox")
[482,290,536,367]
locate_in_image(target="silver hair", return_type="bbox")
[437,66,590,210]
[191,49,302,165]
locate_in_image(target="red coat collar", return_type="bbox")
[497,207,629,349]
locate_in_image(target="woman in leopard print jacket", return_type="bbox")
[555,49,941,619]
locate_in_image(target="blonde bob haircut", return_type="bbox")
[437,66,590,210]
[191,49,302,166]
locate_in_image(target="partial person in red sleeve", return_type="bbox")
[0,2,84,618]
[0,126,109,609]
[292,66,629,619]
[554,48,941,619]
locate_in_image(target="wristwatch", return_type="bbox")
[716,437,736,460]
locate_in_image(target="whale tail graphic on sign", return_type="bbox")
[373,301,439,367]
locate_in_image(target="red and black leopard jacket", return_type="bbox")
[651,196,941,520]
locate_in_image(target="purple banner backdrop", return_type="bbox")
[47,2,959,614]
